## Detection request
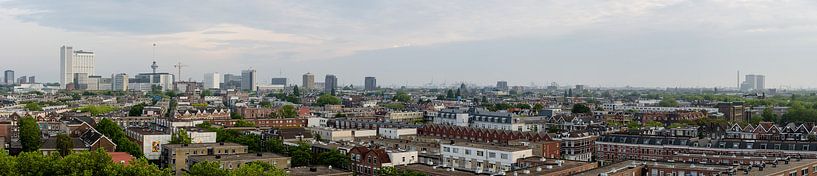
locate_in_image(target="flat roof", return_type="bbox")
[441,142,530,152]
[396,164,484,176]
[288,166,353,176]
[163,142,245,149]
[188,152,287,162]
[127,127,166,135]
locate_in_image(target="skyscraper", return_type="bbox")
[112,73,128,91]
[60,45,95,89]
[324,74,338,92]
[271,78,287,86]
[204,72,221,89]
[364,77,377,91]
[3,70,13,84]
[241,69,257,91]
[302,73,315,90]
[740,74,766,92]
[28,76,35,84]
[17,76,26,84]
[496,81,508,90]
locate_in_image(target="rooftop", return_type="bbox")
[188,152,287,162]
[441,141,530,152]
[163,142,245,150]
[287,166,353,176]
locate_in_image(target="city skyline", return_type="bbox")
[2,1,817,88]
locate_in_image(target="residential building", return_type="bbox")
[203,72,220,89]
[718,102,746,122]
[240,69,257,91]
[27,76,35,84]
[349,146,416,176]
[310,128,376,141]
[16,76,26,84]
[160,142,248,175]
[377,127,417,139]
[440,142,533,174]
[384,111,424,122]
[302,73,315,90]
[434,109,470,127]
[187,153,290,170]
[364,77,376,91]
[324,74,337,92]
[60,45,95,89]
[125,127,217,160]
[288,166,354,176]
[555,132,596,162]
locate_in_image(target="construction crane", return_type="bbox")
[173,61,187,83]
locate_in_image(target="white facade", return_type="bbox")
[440,143,532,174]
[307,117,328,128]
[310,128,376,141]
[112,73,128,91]
[601,103,718,113]
[378,127,417,139]
[60,46,95,89]
[203,72,220,89]
[471,121,527,132]
[385,151,419,167]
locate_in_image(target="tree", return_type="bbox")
[56,134,74,157]
[289,143,313,166]
[18,116,42,152]
[129,103,146,116]
[186,161,229,176]
[392,91,411,102]
[762,108,779,123]
[644,121,664,128]
[278,105,298,118]
[265,138,287,154]
[24,102,43,111]
[16,152,56,176]
[455,88,461,97]
[0,150,18,176]
[96,118,144,158]
[230,112,245,119]
[446,89,455,99]
[658,97,679,107]
[169,129,192,145]
[533,103,544,113]
[292,85,300,96]
[231,161,287,176]
[571,104,591,114]
[75,105,118,116]
[259,101,272,108]
[316,94,341,106]
[316,149,350,169]
[515,104,532,109]
[234,120,256,127]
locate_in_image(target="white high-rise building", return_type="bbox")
[302,72,315,90]
[60,46,95,89]
[204,72,221,89]
[740,74,766,92]
[240,69,257,91]
[112,73,129,91]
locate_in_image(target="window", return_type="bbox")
[477,151,484,156]
[453,148,459,153]
[803,168,809,175]
[489,152,496,158]
[500,154,509,159]
[465,150,471,155]
[444,147,450,152]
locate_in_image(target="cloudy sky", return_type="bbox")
[2,0,817,88]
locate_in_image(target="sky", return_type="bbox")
[2,0,817,89]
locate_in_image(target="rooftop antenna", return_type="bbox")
[151,43,158,74]
[174,61,188,83]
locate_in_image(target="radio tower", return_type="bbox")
[173,61,187,83]
[151,43,158,74]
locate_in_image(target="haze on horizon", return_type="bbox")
[1,0,817,89]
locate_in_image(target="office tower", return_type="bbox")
[755,75,765,91]
[740,74,765,92]
[73,73,90,90]
[97,77,112,90]
[28,76,35,84]
[130,73,173,91]
[17,76,26,84]
[271,78,287,86]
[203,73,221,89]
[364,77,376,91]
[4,70,13,84]
[240,69,257,91]
[60,46,95,89]
[302,73,315,90]
[496,81,508,90]
[113,73,128,91]
[324,74,337,92]
[222,73,241,89]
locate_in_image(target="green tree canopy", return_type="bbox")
[278,105,298,118]
[571,104,591,114]
[169,129,192,145]
[24,102,43,111]
[129,103,146,116]
[316,94,342,106]
[18,116,41,152]
[658,97,679,107]
[234,120,256,127]
[392,91,411,102]
[56,133,73,157]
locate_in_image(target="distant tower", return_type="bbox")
[151,61,159,74]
